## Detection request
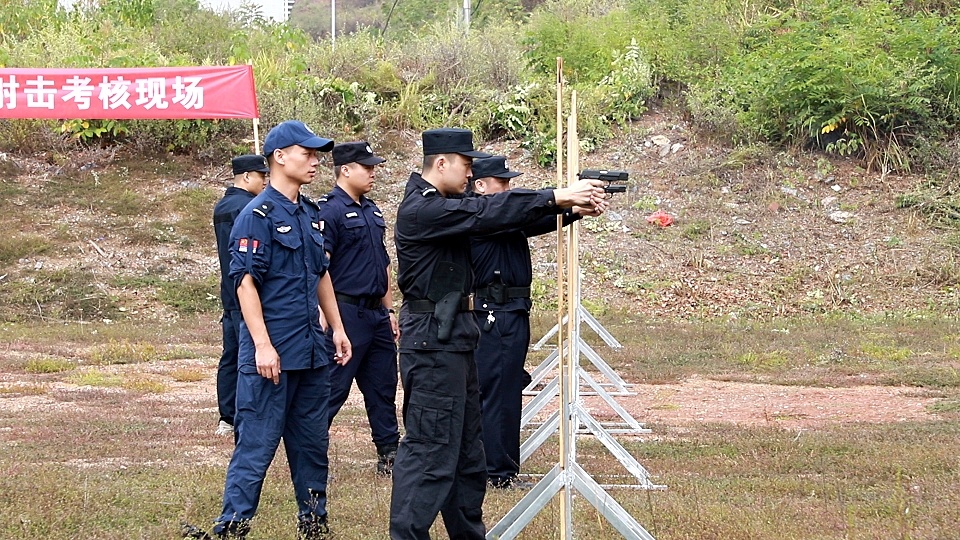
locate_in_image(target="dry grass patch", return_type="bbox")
[169,368,205,383]
[0,383,46,396]
[68,370,123,387]
[121,376,168,394]
[90,339,163,365]
[23,357,75,374]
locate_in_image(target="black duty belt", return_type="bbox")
[335,292,382,310]
[475,286,531,302]
[407,295,474,313]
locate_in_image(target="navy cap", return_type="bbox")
[422,128,491,158]
[232,154,270,175]
[333,141,387,167]
[263,120,334,156]
[471,156,522,180]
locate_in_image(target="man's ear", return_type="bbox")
[474,179,485,193]
[274,149,284,165]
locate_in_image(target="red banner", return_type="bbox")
[0,65,259,120]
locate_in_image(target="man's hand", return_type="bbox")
[332,329,352,366]
[554,179,605,209]
[389,312,400,341]
[573,197,609,217]
[255,343,281,385]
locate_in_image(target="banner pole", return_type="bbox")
[253,118,261,155]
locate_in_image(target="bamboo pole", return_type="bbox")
[252,118,261,155]
[554,56,572,539]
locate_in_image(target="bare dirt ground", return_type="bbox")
[0,356,941,434]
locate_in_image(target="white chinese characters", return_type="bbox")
[0,75,205,111]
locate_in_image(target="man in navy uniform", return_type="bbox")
[184,120,352,540]
[390,128,607,540]
[319,141,401,477]
[468,155,605,489]
[212,154,269,437]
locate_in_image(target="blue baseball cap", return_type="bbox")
[263,120,334,156]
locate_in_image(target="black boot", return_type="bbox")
[181,520,250,540]
[376,443,398,477]
[297,514,330,540]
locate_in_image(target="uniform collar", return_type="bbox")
[330,185,369,207]
[225,185,255,197]
[264,184,303,216]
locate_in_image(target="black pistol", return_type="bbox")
[579,169,629,194]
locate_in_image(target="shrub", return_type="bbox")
[705,0,960,172]
[523,0,637,84]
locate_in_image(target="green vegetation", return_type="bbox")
[0,267,117,323]
[3,0,953,172]
[90,339,163,364]
[68,370,123,387]
[24,357,75,374]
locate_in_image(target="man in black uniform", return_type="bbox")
[390,128,606,540]
[212,154,269,437]
[319,141,401,477]
[468,156,606,489]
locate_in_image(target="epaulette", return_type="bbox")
[421,187,438,197]
[252,201,273,218]
[301,195,321,211]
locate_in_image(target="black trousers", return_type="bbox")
[327,304,400,450]
[389,350,487,540]
[474,310,530,482]
[217,309,242,425]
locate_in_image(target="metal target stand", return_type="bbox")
[485,61,664,540]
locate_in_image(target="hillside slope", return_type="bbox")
[0,110,955,324]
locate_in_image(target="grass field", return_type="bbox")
[0,313,958,539]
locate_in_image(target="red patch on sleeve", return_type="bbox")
[238,238,248,253]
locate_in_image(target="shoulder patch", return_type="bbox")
[421,187,437,197]
[252,201,274,218]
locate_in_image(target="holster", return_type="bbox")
[434,291,462,342]
[427,261,468,343]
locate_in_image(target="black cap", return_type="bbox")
[471,156,522,180]
[422,128,491,158]
[333,141,387,167]
[232,154,270,175]
[263,120,334,156]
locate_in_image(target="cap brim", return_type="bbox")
[357,156,387,166]
[300,136,335,152]
[494,170,522,179]
[458,150,493,159]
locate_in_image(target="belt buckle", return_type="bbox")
[466,293,474,311]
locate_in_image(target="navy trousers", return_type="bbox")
[474,310,530,482]
[216,309,241,425]
[215,365,331,531]
[389,350,487,540]
[327,305,399,449]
